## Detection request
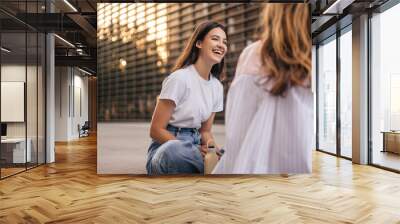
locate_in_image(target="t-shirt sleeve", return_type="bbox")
[159,73,187,106]
[213,82,224,112]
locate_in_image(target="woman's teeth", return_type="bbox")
[212,49,223,55]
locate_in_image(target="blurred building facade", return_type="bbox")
[97,3,262,122]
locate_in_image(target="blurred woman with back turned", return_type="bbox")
[213,4,313,174]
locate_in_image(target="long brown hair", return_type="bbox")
[172,21,227,80]
[260,3,311,96]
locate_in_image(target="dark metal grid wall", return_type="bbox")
[97,3,262,122]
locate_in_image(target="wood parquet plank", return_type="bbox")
[1,134,400,223]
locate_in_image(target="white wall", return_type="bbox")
[1,65,39,137]
[1,64,46,164]
[72,73,89,138]
[1,65,26,140]
[55,67,89,141]
[1,64,26,81]
[55,67,70,141]
[1,82,25,122]
[1,65,26,128]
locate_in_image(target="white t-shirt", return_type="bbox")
[159,64,224,129]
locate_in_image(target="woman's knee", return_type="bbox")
[159,140,188,159]
[150,139,202,174]
[151,140,183,165]
[156,140,196,162]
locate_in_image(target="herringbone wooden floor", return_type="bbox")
[1,135,400,223]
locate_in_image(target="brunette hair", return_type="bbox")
[172,21,227,80]
[260,3,311,96]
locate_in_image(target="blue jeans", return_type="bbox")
[146,125,204,175]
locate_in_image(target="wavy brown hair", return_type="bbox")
[172,21,227,80]
[260,3,311,96]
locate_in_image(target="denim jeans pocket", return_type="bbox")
[176,132,192,140]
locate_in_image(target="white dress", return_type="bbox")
[212,41,314,174]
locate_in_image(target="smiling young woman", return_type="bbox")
[146,21,228,175]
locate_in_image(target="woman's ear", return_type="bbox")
[195,40,202,49]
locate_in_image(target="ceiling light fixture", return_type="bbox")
[323,0,355,15]
[54,34,75,48]
[1,47,11,53]
[63,0,78,12]
[78,67,93,76]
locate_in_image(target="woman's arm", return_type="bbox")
[199,113,218,156]
[149,99,177,144]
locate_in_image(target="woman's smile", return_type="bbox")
[212,48,225,56]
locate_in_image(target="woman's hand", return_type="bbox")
[199,144,208,158]
[199,141,220,159]
[200,112,224,160]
